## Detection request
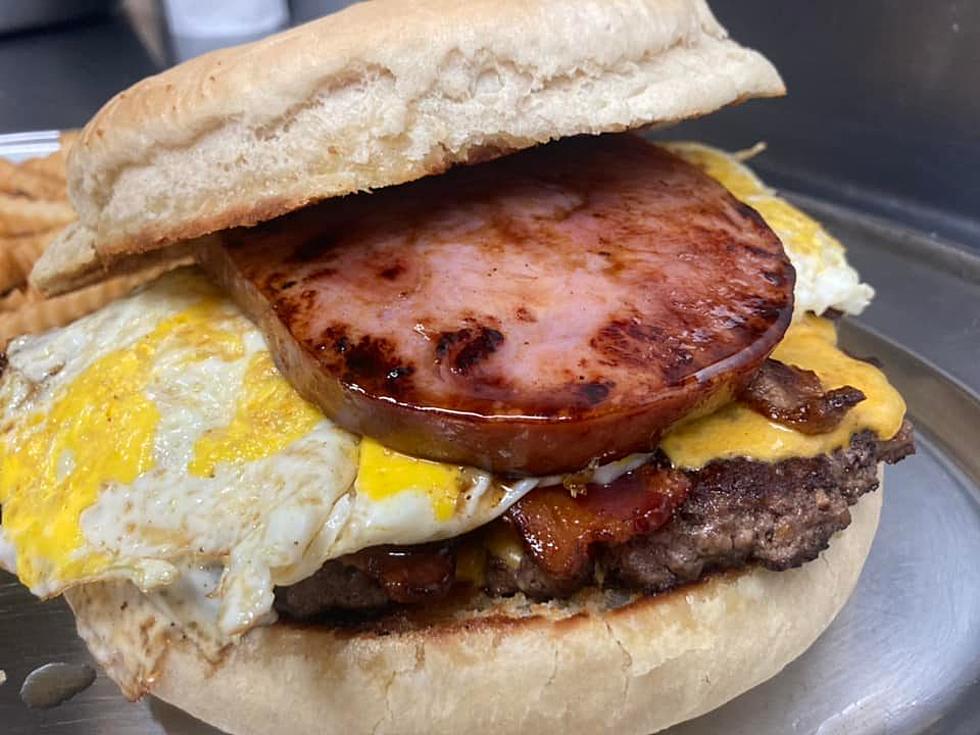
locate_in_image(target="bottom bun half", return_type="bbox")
[66,473,884,735]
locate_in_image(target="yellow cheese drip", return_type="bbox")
[662,315,906,469]
[0,298,242,591]
[189,352,323,478]
[454,541,488,586]
[484,523,524,570]
[356,439,463,522]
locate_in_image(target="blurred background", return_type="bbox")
[0,0,976,248]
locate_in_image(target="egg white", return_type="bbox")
[0,269,644,648]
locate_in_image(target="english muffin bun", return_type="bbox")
[33,0,783,295]
[66,481,881,735]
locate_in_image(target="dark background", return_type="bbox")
[0,0,976,247]
[688,1,980,250]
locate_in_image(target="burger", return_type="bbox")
[0,1,913,733]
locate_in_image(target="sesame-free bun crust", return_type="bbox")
[33,0,783,294]
[66,482,881,735]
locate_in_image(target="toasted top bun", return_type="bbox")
[33,0,783,295]
[66,480,880,735]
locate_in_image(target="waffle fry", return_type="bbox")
[0,272,153,347]
[0,130,154,346]
[0,285,38,312]
[0,134,73,293]
[0,229,61,291]
[0,289,26,311]
[0,158,67,200]
[22,130,81,180]
[0,194,75,236]
[22,150,67,181]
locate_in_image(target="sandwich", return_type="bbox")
[0,1,914,732]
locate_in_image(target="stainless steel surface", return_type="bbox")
[19,662,97,709]
[1,134,978,734]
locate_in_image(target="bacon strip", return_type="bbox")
[505,463,690,579]
[346,544,456,604]
[740,359,865,435]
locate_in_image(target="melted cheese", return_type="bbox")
[662,315,906,469]
[485,523,524,570]
[356,438,464,522]
[454,541,488,586]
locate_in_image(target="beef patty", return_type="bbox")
[275,422,914,620]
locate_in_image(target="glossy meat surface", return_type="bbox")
[506,463,690,579]
[740,358,865,435]
[203,134,794,473]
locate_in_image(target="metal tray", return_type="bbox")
[1,134,978,735]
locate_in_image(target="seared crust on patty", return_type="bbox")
[276,422,914,619]
[600,422,913,592]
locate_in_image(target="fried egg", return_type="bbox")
[0,269,638,651]
[664,141,874,317]
[0,148,877,653]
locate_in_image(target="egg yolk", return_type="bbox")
[661,315,906,469]
[747,196,838,258]
[189,352,323,477]
[662,142,765,201]
[666,143,846,260]
[0,297,243,591]
[356,439,463,522]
